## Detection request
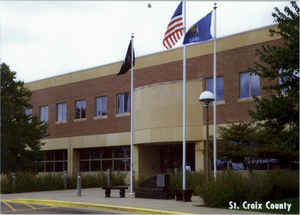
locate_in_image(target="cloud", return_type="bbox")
[0,1,290,83]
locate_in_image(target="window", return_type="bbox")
[40,106,48,122]
[38,150,67,172]
[75,100,86,119]
[240,72,260,98]
[57,103,67,122]
[117,93,130,114]
[79,147,130,172]
[25,108,32,122]
[206,77,224,101]
[278,69,299,94]
[96,96,107,117]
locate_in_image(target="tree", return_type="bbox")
[248,1,299,149]
[217,2,299,172]
[1,63,48,173]
[218,121,298,172]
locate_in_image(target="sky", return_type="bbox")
[0,1,290,83]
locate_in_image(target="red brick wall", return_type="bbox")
[30,40,279,139]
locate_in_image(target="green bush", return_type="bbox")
[0,171,126,194]
[169,170,206,195]
[267,170,299,199]
[198,170,299,208]
[0,174,14,194]
[111,171,127,186]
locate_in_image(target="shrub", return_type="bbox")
[198,170,299,208]
[0,171,126,194]
[135,175,148,188]
[111,172,126,186]
[267,170,299,199]
[35,173,65,191]
[168,170,206,195]
[0,174,13,194]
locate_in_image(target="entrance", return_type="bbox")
[159,143,195,173]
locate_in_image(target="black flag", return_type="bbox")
[118,40,135,75]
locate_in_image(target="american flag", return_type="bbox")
[162,1,184,49]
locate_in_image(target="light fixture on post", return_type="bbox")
[199,91,215,181]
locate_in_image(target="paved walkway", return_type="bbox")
[1,188,252,214]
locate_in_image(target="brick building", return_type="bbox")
[25,25,280,179]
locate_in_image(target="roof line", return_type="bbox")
[25,24,277,85]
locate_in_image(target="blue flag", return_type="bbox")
[183,11,212,45]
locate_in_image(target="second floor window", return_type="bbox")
[57,103,67,122]
[25,108,32,123]
[117,93,130,114]
[96,96,107,117]
[240,72,260,98]
[206,77,224,101]
[75,100,86,119]
[40,106,48,122]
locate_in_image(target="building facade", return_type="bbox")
[25,26,280,180]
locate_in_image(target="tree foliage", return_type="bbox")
[248,1,299,147]
[218,121,298,171]
[1,63,48,173]
[218,2,299,169]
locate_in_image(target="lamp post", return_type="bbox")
[199,91,215,181]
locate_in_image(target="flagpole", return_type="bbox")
[130,33,135,196]
[182,0,187,191]
[213,3,217,179]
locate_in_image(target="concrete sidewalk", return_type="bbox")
[1,188,252,214]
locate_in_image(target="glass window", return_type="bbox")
[278,69,299,94]
[96,96,107,116]
[75,100,86,119]
[38,150,68,173]
[80,161,89,172]
[40,106,48,122]
[206,77,224,101]
[25,108,32,122]
[102,160,112,171]
[91,160,101,171]
[78,147,130,172]
[114,160,130,171]
[117,93,130,114]
[240,72,260,98]
[251,74,260,96]
[57,103,67,122]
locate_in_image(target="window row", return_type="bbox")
[206,72,261,101]
[26,72,261,122]
[79,147,130,172]
[37,150,68,173]
[26,92,130,122]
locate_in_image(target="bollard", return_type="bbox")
[11,172,16,192]
[106,169,110,187]
[77,174,81,196]
[63,170,67,189]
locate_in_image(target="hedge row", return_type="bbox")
[0,172,126,194]
[197,170,299,208]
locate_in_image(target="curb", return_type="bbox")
[10,198,196,215]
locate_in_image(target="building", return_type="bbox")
[25,25,280,180]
